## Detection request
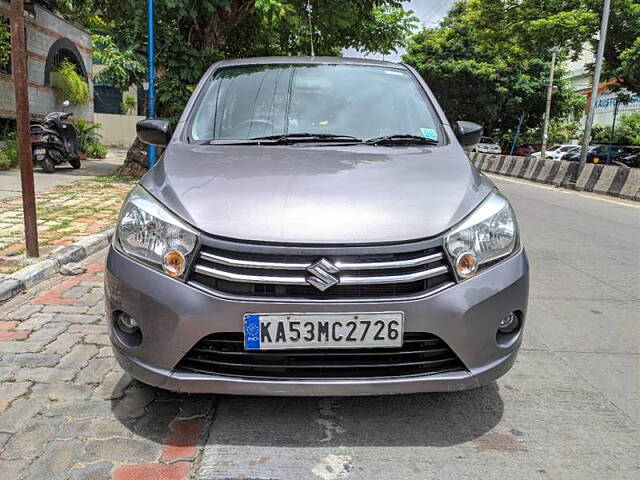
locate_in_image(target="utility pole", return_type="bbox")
[10,0,38,257]
[540,47,559,160]
[147,0,156,168]
[579,0,611,172]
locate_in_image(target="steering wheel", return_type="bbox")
[230,118,276,136]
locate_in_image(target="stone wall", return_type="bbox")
[0,1,93,121]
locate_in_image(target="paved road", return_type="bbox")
[0,150,125,200]
[0,175,638,479]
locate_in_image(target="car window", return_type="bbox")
[548,145,560,151]
[190,64,442,142]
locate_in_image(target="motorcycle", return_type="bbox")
[30,100,81,173]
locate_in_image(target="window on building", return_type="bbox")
[94,84,123,114]
[0,15,11,75]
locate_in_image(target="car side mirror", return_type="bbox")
[137,118,172,147]
[453,121,483,147]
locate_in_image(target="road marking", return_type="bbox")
[487,174,640,209]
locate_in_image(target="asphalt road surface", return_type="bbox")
[196,176,640,480]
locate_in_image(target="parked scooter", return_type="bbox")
[30,100,81,173]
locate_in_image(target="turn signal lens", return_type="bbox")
[455,252,478,278]
[163,250,186,277]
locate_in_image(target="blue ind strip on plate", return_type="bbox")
[244,315,261,350]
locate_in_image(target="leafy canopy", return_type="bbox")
[0,15,10,72]
[403,0,591,135]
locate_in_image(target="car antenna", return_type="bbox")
[306,0,315,56]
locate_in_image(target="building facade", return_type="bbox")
[564,45,640,127]
[0,0,93,122]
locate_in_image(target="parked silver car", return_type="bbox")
[106,57,529,396]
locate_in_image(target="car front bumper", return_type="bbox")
[105,245,529,396]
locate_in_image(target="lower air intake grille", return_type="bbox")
[176,332,466,379]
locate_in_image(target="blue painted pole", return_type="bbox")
[147,0,156,168]
[510,111,526,155]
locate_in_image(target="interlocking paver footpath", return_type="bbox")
[0,175,136,276]
[0,250,212,480]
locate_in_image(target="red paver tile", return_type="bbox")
[112,461,191,480]
[51,239,72,246]
[32,278,80,305]
[86,262,105,274]
[0,330,30,341]
[160,418,206,461]
[0,321,18,331]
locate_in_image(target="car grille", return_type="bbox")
[176,332,466,379]
[187,244,455,300]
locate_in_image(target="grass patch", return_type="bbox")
[93,174,138,185]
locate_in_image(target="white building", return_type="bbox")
[564,45,640,127]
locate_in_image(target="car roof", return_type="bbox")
[212,56,407,70]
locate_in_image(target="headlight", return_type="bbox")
[116,186,197,279]
[444,190,518,280]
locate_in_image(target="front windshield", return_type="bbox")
[190,64,442,143]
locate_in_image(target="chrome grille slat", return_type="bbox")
[194,264,449,285]
[199,250,444,270]
[189,243,455,300]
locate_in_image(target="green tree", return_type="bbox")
[0,15,10,73]
[403,1,589,135]
[591,0,640,95]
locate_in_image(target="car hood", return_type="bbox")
[141,142,494,244]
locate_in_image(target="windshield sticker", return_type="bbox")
[420,128,438,140]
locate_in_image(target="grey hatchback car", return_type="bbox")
[106,57,529,396]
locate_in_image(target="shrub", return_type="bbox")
[615,111,640,145]
[120,96,137,115]
[51,60,90,104]
[75,120,103,153]
[85,142,108,159]
[0,130,18,170]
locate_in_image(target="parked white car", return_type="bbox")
[472,137,502,154]
[531,144,579,160]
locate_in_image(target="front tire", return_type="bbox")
[68,157,81,169]
[39,157,55,173]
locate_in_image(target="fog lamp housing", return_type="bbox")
[498,311,520,334]
[116,312,139,335]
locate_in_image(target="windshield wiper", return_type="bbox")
[250,133,362,143]
[364,134,439,146]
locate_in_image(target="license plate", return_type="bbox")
[243,312,404,350]
[34,149,46,155]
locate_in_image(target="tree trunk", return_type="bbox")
[116,138,162,177]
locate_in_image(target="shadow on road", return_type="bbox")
[110,374,503,448]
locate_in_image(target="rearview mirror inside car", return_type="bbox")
[137,119,172,147]
[453,121,483,147]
